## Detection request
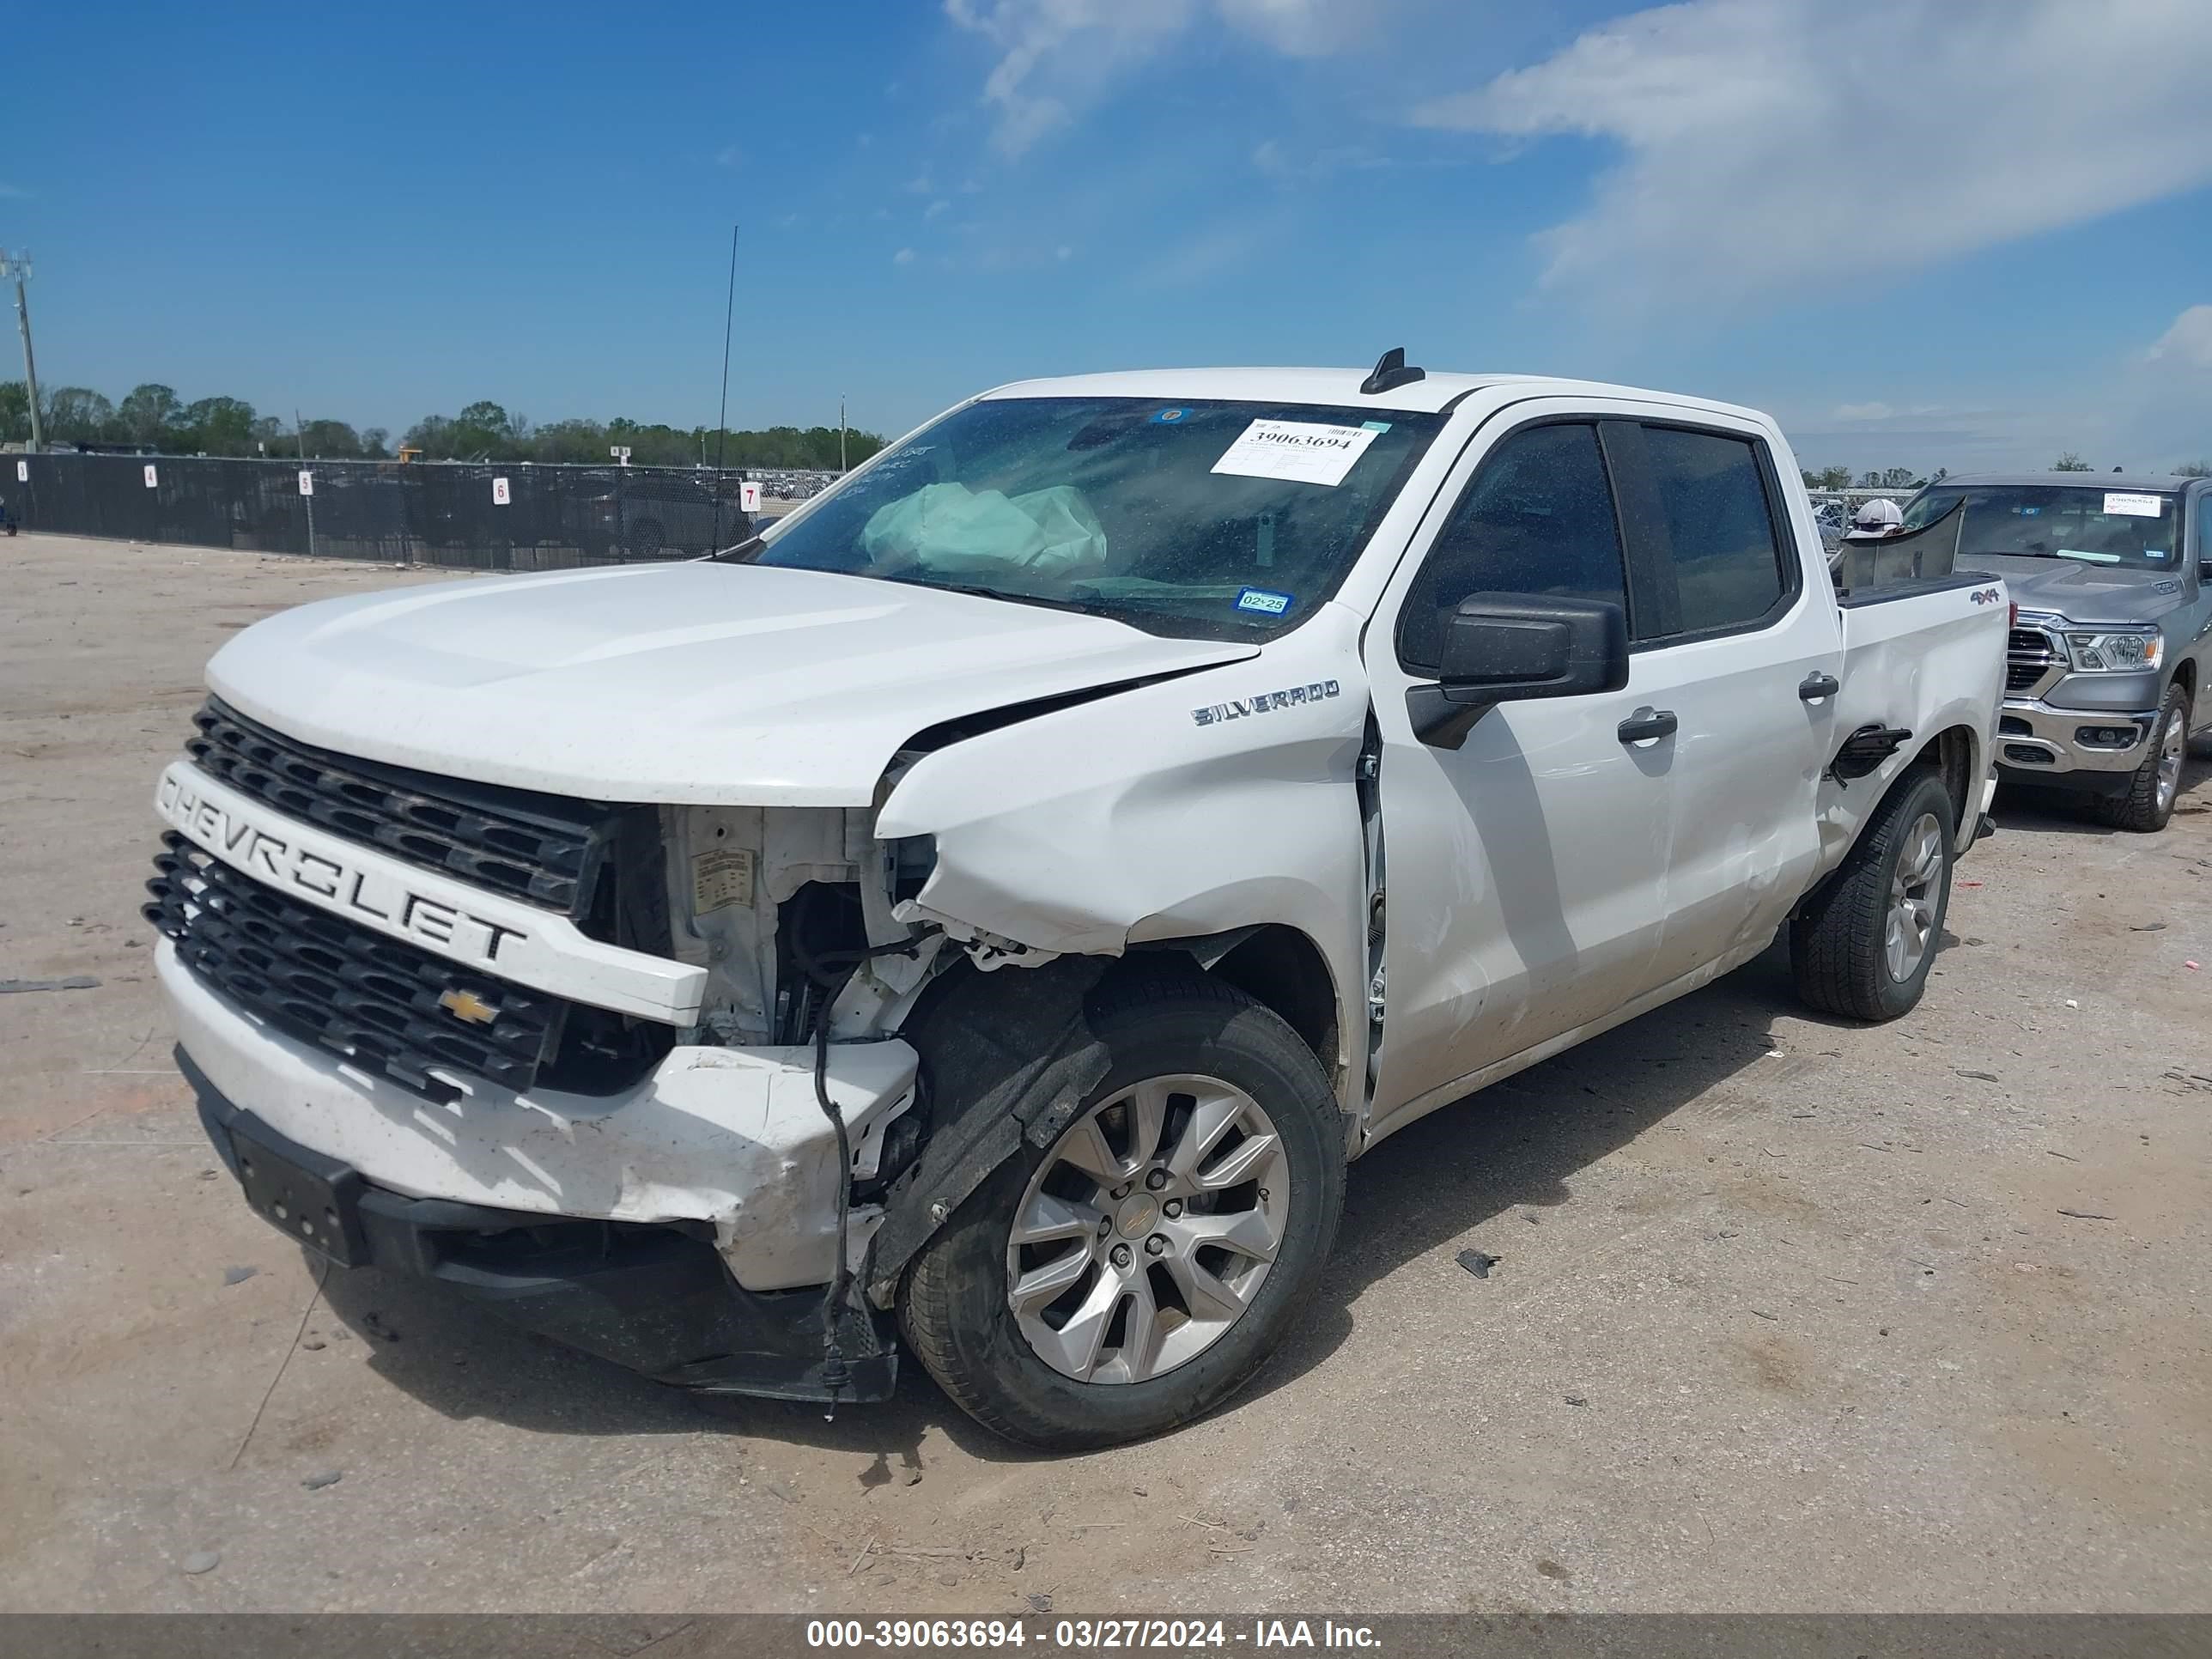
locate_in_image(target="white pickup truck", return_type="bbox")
[149,357,2007,1448]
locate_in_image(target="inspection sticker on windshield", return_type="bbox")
[1212,419,1381,487]
[2105,492,2164,518]
[1236,586,1293,616]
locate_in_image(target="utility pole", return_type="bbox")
[839,394,847,472]
[295,409,317,559]
[713,222,738,551]
[3,251,44,453]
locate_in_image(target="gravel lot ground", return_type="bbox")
[3,531,2208,1614]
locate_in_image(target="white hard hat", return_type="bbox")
[1852,497,1904,529]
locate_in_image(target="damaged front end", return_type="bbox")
[161,755,987,1407]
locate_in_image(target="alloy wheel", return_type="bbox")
[1006,1075,1288,1385]
[2156,708,2185,816]
[1884,811,1945,982]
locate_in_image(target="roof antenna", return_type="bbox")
[1360,346,1425,397]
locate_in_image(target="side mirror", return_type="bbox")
[1410,592,1630,748]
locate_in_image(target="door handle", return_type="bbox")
[1617,707,1678,744]
[1800,671,1841,702]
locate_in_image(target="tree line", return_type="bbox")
[0,381,884,471]
[1799,465,1941,491]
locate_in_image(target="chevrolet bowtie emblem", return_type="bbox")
[438,988,499,1025]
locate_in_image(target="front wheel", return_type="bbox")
[2092,684,2189,833]
[899,975,1345,1450]
[1790,767,1955,1022]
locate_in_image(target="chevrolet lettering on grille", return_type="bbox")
[156,766,528,966]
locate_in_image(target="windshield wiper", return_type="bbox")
[894,576,1116,617]
[707,533,769,563]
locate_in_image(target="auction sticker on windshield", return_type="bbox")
[2105,492,2164,518]
[1212,419,1381,488]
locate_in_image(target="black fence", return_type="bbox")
[0,453,761,570]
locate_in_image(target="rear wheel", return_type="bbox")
[899,976,1344,1449]
[1791,768,1955,1022]
[2092,684,2188,833]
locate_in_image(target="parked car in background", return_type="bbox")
[150,362,2006,1449]
[1905,473,2212,831]
[565,470,753,560]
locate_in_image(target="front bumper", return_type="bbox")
[156,939,919,1293]
[1995,697,2158,787]
[183,1045,899,1403]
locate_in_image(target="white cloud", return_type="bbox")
[1056,244,1074,260]
[1413,0,2212,312]
[1832,403,1893,422]
[1215,0,1372,56]
[926,198,951,219]
[945,0,1194,154]
[905,173,937,194]
[894,247,917,266]
[2147,305,2212,370]
[714,145,742,170]
[944,0,1390,153]
[2115,304,2212,467]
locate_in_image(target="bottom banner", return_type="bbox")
[3,1614,2204,1659]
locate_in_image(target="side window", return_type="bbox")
[1642,427,1790,635]
[1397,422,1627,674]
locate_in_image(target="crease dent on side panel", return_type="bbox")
[1357,709,1386,1124]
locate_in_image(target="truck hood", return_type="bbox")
[205,562,1258,805]
[1959,554,2181,623]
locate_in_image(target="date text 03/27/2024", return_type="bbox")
[805,1619,1382,1650]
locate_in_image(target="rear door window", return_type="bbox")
[1641,427,1792,636]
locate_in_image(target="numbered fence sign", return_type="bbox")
[143,464,160,489]
[738,480,762,513]
[298,471,314,496]
[491,477,511,506]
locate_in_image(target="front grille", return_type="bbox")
[147,832,562,1103]
[2006,626,2063,694]
[187,699,618,917]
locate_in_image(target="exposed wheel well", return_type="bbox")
[1915,724,1979,832]
[1188,925,1341,1083]
[2173,659,2196,703]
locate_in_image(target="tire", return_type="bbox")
[899,974,1346,1450]
[2091,684,2188,834]
[1790,766,1955,1022]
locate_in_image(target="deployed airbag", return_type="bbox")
[860,482,1109,576]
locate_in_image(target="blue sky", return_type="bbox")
[9,0,2212,472]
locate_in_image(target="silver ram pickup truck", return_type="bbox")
[1903,472,2212,831]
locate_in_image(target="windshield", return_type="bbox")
[1903,484,2181,569]
[729,397,1448,640]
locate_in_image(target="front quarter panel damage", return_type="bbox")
[875,603,1371,1099]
